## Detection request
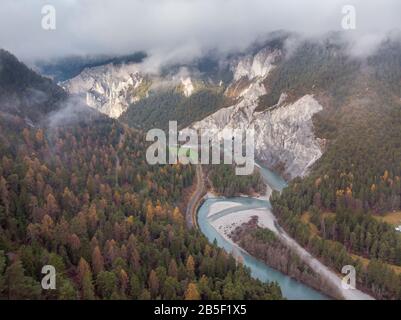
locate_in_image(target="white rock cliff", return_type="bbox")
[61,63,146,118]
[61,47,324,178]
[191,49,324,179]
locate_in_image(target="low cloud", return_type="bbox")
[1,0,400,65]
[46,96,100,128]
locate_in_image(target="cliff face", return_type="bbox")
[60,44,325,179]
[61,62,202,119]
[191,48,324,179]
[61,63,146,118]
[232,47,280,81]
[254,95,323,179]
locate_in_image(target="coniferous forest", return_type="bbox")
[1,2,401,302]
[269,41,401,299]
[0,49,283,300]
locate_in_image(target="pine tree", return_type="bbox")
[96,271,117,299]
[130,274,141,299]
[0,251,6,293]
[59,279,78,300]
[4,259,41,299]
[168,259,178,278]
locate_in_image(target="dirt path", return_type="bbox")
[268,211,375,300]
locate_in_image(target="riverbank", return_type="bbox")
[203,196,340,299]
[231,217,342,299]
[198,197,329,300]
[197,164,374,300]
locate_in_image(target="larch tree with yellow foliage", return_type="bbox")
[184,282,200,300]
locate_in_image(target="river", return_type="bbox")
[197,164,329,300]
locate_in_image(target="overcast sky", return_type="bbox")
[1,0,400,64]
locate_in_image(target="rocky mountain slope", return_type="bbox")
[194,35,401,299]
[60,62,210,119]
[61,63,148,118]
[55,36,343,179]
[190,47,324,179]
[46,33,401,185]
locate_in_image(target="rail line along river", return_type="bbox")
[197,164,329,300]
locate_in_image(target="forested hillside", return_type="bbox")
[118,36,401,299]
[257,36,360,111]
[269,39,401,299]
[0,50,283,300]
[0,50,67,123]
[209,165,265,197]
[120,87,233,131]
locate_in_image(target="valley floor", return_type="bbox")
[198,165,375,300]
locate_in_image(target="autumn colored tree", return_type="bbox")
[77,258,95,300]
[92,246,105,275]
[118,269,129,297]
[172,207,184,225]
[0,95,282,301]
[148,270,159,299]
[186,255,195,278]
[35,129,44,145]
[45,193,60,219]
[184,282,200,300]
